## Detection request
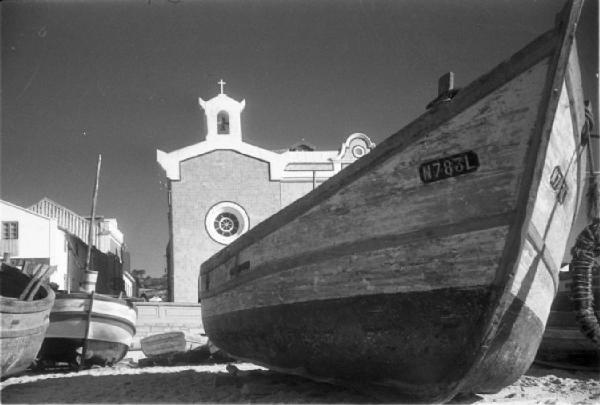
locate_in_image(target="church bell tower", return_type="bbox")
[199,79,246,143]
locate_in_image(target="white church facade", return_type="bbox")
[157,81,375,303]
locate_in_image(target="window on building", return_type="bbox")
[205,202,249,245]
[217,111,230,134]
[214,212,240,237]
[2,222,19,239]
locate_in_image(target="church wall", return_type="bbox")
[171,150,282,302]
[280,181,320,208]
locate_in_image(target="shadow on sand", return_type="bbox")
[1,368,382,404]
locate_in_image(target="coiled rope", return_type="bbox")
[569,101,600,346]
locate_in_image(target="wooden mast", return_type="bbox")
[79,154,102,294]
[79,154,102,367]
[85,154,102,271]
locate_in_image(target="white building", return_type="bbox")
[1,198,131,295]
[28,197,125,260]
[0,199,68,288]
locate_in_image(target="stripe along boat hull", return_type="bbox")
[38,292,137,368]
[200,1,589,401]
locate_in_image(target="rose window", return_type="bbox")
[205,201,249,245]
[214,212,239,236]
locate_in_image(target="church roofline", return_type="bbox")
[157,132,375,182]
[333,133,376,161]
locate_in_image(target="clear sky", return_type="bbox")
[2,0,598,277]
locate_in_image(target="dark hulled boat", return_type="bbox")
[199,1,593,401]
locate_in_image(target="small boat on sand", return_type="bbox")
[141,331,187,357]
[37,291,137,368]
[1,263,55,378]
[37,155,137,369]
[199,1,594,401]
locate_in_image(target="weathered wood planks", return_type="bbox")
[203,225,507,317]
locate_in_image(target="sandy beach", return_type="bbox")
[1,358,598,404]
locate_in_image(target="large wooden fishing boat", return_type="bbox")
[536,270,600,370]
[200,1,592,401]
[1,263,55,378]
[37,292,137,368]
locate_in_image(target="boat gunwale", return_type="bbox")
[0,286,55,314]
[200,26,560,277]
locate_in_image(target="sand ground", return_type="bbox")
[1,358,598,404]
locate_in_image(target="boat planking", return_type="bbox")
[1,263,55,378]
[199,0,591,401]
[38,292,137,368]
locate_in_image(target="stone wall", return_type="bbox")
[131,302,205,350]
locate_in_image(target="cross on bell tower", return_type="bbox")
[199,79,246,143]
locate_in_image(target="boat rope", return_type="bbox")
[569,221,600,346]
[569,101,600,347]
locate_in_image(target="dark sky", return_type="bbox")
[2,0,597,277]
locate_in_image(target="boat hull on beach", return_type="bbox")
[38,292,137,368]
[200,1,590,401]
[1,264,55,378]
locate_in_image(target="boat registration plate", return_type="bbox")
[419,151,479,183]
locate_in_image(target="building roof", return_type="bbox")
[157,86,375,182]
[0,199,53,220]
[157,132,375,181]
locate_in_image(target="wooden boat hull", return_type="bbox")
[535,271,600,370]
[38,292,137,367]
[141,331,187,357]
[1,266,55,378]
[199,2,588,401]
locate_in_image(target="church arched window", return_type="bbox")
[217,111,230,134]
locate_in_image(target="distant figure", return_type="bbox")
[141,293,148,302]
